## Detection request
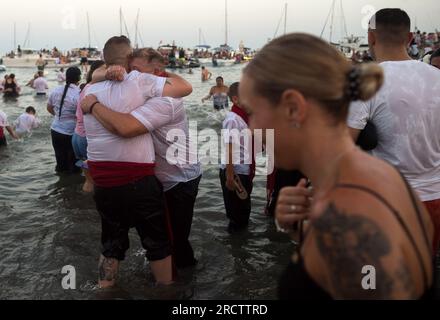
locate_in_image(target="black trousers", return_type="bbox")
[94,176,172,262]
[51,130,79,174]
[165,175,202,268]
[0,136,7,147]
[220,169,253,229]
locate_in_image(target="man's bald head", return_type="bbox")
[103,36,133,66]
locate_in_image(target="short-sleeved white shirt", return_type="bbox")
[33,77,48,94]
[0,110,9,128]
[131,97,202,191]
[220,111,252,176]
[84,71,166,164]
[14,113,41,135]
[48,84,80,135]
[348,60,440,202]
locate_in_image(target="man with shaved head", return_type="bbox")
[348,9,440,257]
[83,36,193,288]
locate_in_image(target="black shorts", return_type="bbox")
[0,136,7,147]
[81,57,88,64]
[94,176,172,262]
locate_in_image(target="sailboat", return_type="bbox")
[320,0,368,59]
[2,23,79,69]
[212,0,235,67]
[273,3,288,39]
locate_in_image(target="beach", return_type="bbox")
[0,65,294,300]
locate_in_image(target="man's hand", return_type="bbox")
[226,167,237,191]
[81,94,99,114]
[275,179,313,231]
[105,66,125,82]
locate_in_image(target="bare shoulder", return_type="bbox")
[304,193,421,300]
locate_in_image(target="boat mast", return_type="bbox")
[284,3,288,35]
[119,7,123,36]
[135,9,140,49]
[329,0,336,43]
[225,0,228,45]
[87,12,91,48]
[23,23,30,48]
[199,28,202,46]
[13,22,17,51]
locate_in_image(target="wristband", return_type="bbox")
[89,101,99,114]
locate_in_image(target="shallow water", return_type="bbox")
[0,66,294,300]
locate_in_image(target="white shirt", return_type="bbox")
[84,71,166,164]
[220,111,252,176]
[348,60,440,202]
[57,72,66,83]
[0,110,9,128]
[14,113,41,135]
[33,77,48,94]
[48,84,81,135]
[131,97,202,191]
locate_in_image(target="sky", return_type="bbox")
[0,0,439,54]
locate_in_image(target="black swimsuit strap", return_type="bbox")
[396,170,432,255]
[335,183,429,290]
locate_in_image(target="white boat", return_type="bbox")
[2,49,79,69]
[216,59,236,67]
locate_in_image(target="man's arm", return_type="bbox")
[47,104,56,116]
[6,126,19,140]
[162,72,193,98]
[225,143,236,191]
[81,95,148,138]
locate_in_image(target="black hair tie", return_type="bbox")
[346,67,361,101]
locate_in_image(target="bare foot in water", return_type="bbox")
[82,182,94,193]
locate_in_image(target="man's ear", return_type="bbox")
[407,32,414,46]
[279,89,307,125]
[368,31,376,47]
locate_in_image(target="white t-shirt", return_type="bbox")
[48,84,80,135]
[131,97,202,191]
[220,111,252,176]
[57,72,66,83]
[33,77,48,94]
[14,113,41,135]
[0,110,9,128]
[348,60,440,202]
[84,70,166,164]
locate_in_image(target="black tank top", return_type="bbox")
[3,80,18,97]
[279,171,435,300]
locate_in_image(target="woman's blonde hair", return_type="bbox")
[244,33,384,121]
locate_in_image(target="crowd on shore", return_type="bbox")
[1,8,440,300]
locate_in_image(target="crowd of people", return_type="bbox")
[1,7,440,300]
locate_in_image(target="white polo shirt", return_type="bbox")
[131,97,202,191]
[14,113,41,135]
[84,70,166,164]
[0,110,9,128]
[33,77,48,94]
[220,111,252,176]
[348,60,440,202]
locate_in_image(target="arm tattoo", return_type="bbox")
[313,203,396,299]
[165,80,172,86]
[99,257,117,282]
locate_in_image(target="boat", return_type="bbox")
[2,49,79,69]
[0,65,6,72]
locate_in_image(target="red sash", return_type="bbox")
[0,127,4,139]
[88,161,155,188]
